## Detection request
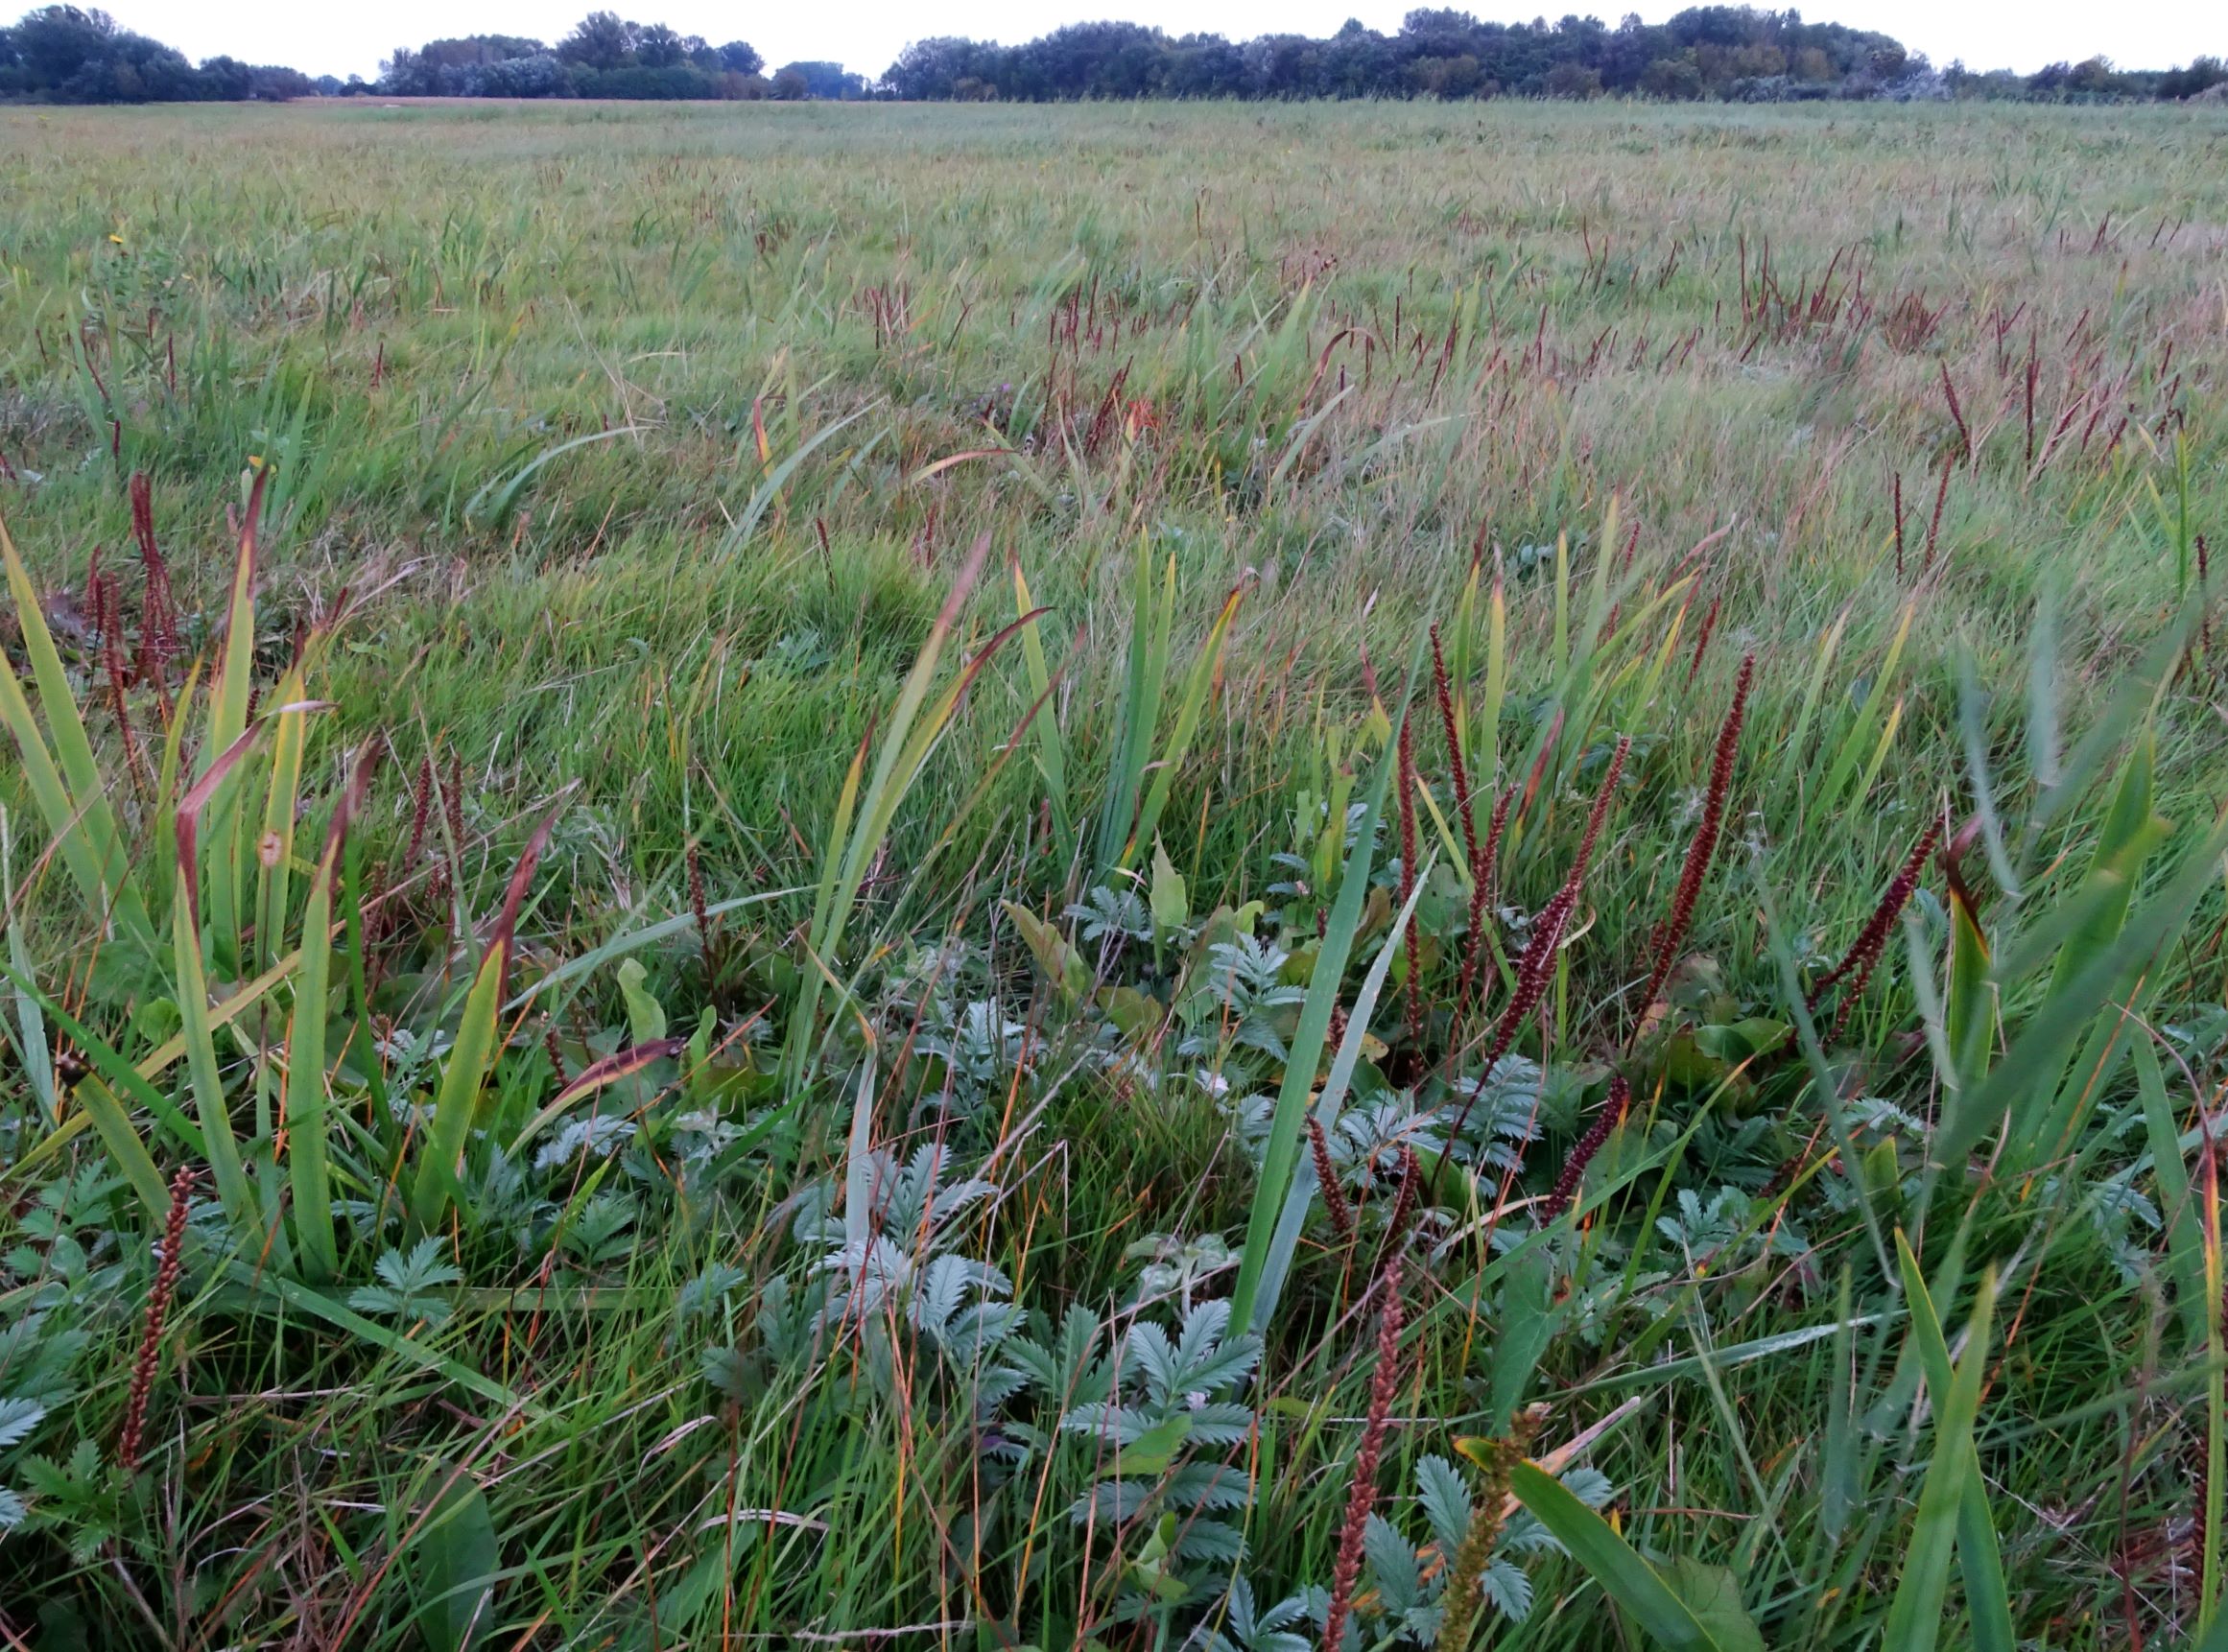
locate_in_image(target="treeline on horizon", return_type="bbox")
[0,5,314,101]
[2,2,2224,106]
[878,13,2227,104]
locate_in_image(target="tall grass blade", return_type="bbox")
[288,741,379,1280]
[408,807,558,1234]
[1250,857,1428,1331]
[1117,578,1243,871]
[1096,537,1173,871]
[1938,804,2228,1168]
[1883,1234,1997,1652]
[200,468,270,970]
[253,670,319,974]
[1813,600,1914,821]
[1894,1235,2012,1652]
[1012,561,1074,867]
[71,1074,171,1226]
[0,512,153,946]
[780,531,992,1090]
[175,724,282,1262]
[718,401,877,554]
[1230,633,1423,1333]
[2137,1036,2206,1352]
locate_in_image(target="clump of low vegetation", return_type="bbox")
[0,95,2223,1647]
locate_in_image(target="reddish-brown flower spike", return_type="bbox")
[1637,654,1754,1023]
[1381,1144,1422,1256]
[1438,738,1628,1191]
[2198,533,2213,657]
[118,1165,196,1473]
[1891,470,1907,579]
[1458,788,1512,1022]
[687,839,719,991]
[1924,457,1953,569]
[1685,590,1722,687]
[1811,816,1943,1043]
[1940,362,1971,460]
[1565,734,1632,887]
[129,469,176,671]
[1541,1073,1630,1221]
[1321,1253,1405,1652]
[1310,1116,1356,1244]
[405,756,436,865]
[1430,626,1478,867]
[1397,711,1424,1049]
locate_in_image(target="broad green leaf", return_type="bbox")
[1508,1460,1723,1651]
[1664,1558,1764,1652]
[1150,838,1189,937]
[415,1471,499,1652]
[616,958,667,1045]
[1489,1240,1558,1435]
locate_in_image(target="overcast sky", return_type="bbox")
[106,0,2222,85]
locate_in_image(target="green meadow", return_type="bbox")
[1,95,2225,1648]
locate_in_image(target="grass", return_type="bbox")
[0,93,2224,1648]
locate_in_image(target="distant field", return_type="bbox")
[1,98,2225,1647]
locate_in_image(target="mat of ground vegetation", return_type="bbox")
[1,97,2226,1649]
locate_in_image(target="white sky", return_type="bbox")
[106,0,2222,86]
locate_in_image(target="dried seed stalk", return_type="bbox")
[1434,1408,1546,1652]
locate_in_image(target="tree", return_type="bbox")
[557,11,632,69]
[1407,51,1482,97]
[771,59,865,98]
[882,36,995,100]
[634,23,684,67]
[12,5,114,84]
[197,54,254,98]
[2159,56,2226,99]
[715,39,761,75]
[2066,55,2117,95]
[1640,54,1703,98]
[246,61,316,99]
[1544,59,1601,96]
[471,53,571,96]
